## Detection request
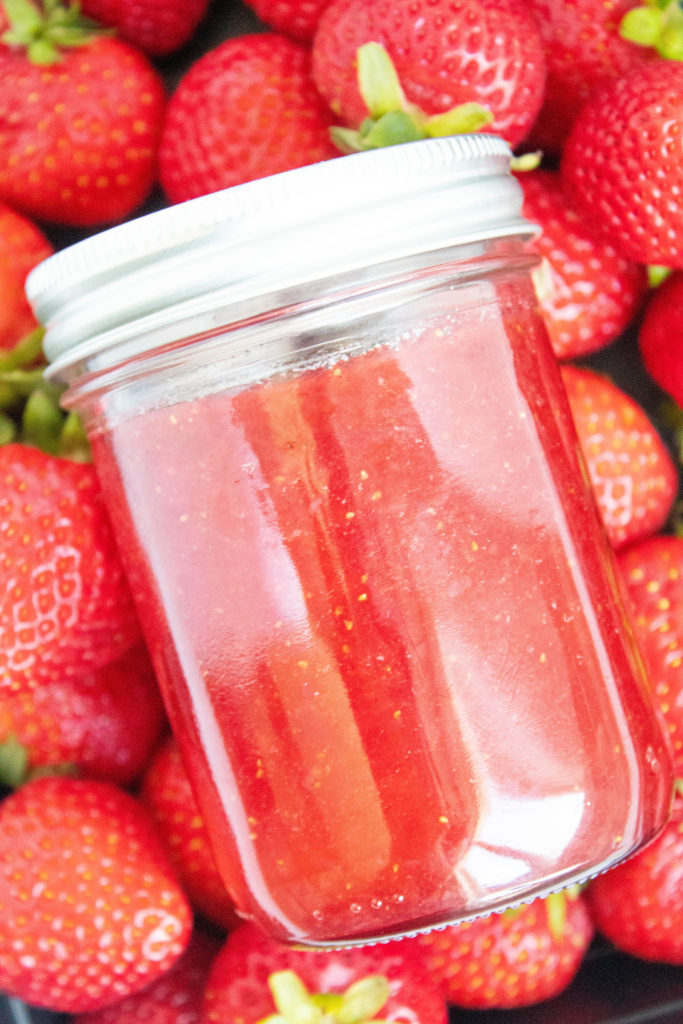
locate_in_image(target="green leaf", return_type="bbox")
[22,385,65,453]
[334,976,390,1023]
[1,0,43,41]
[620,5,662,45]
[425,102,493,137]
[329,126,366,154]
[0,327,45,373]
[619,0,683,59]
[358,109,426,149]
[58,410,91,461]
[545,891,568,941]
[357,41,407,119]
[0,736,29,789]
[648,264,673,287]
[510,150,543,172]
[0,412,17,445]
[1,0,108,63]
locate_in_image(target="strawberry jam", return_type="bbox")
[88,272,673,946]
[29,137,674,947]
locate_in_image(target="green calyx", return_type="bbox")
[1,0,106,65]
[0,736,76,789]
[330,42,493,153]
[256,969,392,1024]
[0,328,91,461]
[619,0,683,61]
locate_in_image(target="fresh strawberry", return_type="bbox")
[586,785,683,964]
[311,0,547,149]
[616,535,683,773]
[242,0,332,41]
[140,734,238,930]
[561,61,683,268]
[525,0,658,154]
[0,443,142,679]
[0,775,193,1013]
[0,0,166,227]
[0,644,167,785]
[159,33,339,204]
[411,891,594,1009]
[638,272,683,408]
[73,928,221,1024]
[202,922,448,1023]
[0,202,52,352]
[80,0,211,57]
[561,365,678,549]
[518,169,647,361]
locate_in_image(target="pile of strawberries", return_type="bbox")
[2,0,683,1020]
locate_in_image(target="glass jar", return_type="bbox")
[28,135,674,948]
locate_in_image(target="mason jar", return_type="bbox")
[27,135,674,948]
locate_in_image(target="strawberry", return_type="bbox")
[0,0,166,227]
[242,0,332,42]
[411,891,594,1009]
[560,364,678,550]
[0,644,167,785]
[310,0,547,149]
[0,202,52,352]
[638,272,683,408]
[586,785,683,964]
[158,33,339,204]
[202,921,448,1023]
[561,61,683,268]
[0,443,142,679]
[518,169,647,361]
[0,775,193,1013]
[616,534,683,773]
[525,0,657,154]
[73,928,221,1024]
[140,735,238,931]
[79,0,211,57]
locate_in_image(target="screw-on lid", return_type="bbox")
[27,135,533,381]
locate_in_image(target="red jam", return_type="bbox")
[89,274,673,945]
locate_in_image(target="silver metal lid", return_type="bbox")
[27,135,532,380]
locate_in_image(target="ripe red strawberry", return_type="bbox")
[80,0,211,57]
[560,365,678,549]
[73,928,221,1024]
[202,922,448,1023]
[411,891,594,1009]
[586,786,683,964]
[0,644,167,785]
[0,0,166,227]
[638,272,683,408]
[311,0,547,149]
[518,169,647,360]
[561,61,683,268]
[0,202,53,352]
[616,534,683,773]
[0,775,193,1013]
[140,735,238,930]
[0,443,142,679]
[159,33,339,204]
[525,0,657,154]
[242,0,332,41]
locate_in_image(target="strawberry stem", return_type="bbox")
[1,0,107,65]
[257,969,391,1024]
[620,0,683,60]
[330,42,493,153]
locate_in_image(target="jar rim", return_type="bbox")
[27,135,533,379]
